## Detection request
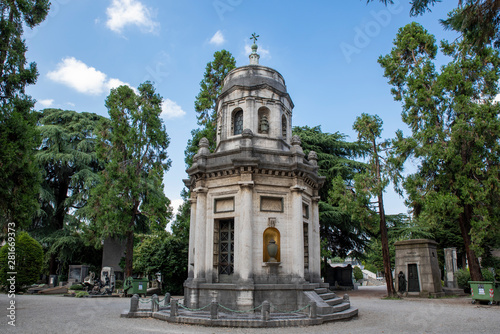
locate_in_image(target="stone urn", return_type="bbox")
[267,239,278,262]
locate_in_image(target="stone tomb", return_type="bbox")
[182,42,358,321]
[394,239,444,297]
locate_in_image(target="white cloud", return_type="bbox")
[244,43,270,58]
[495,94,500,103]
[170,198,184,217]
[37,99,54,108]
[210,30,225,45]
[161,98,186,119]
[106,0,159,34]
[106,78,129,91]
[47,57,133,95]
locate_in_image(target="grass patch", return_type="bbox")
[382,296,401,300]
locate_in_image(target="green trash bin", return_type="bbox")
[124,277,149,297]
[469,281,500,305]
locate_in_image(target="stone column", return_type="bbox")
[310,196,321,283]
[187,196,197,280]
[290,185,305,282]
[237,177,254,282]
[193,187,208,282]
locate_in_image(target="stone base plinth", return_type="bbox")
[184,282,327,312]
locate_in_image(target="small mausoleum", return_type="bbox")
[394,239,444,297]
[182,39,357,319]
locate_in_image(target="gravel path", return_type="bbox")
[0,286,498,333]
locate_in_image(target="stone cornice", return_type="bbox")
[217,83,294,110]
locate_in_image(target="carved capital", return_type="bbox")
[290,185,306,193]
[238,181,254,188]
[193,187,208,194]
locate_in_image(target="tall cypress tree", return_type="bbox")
[0,0,50,231]
[87,82,172,278]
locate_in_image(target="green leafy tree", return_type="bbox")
[0,0,50,231]
[185,50,236,167]
[0,231,43,291]
[370,0,500,48]
[39,231,102,281]
[133,232,188,295]
[86,82,172,278]
[35,109,106,231]
[32,109,105,275]
[293,126,370,259]
[345,113,396,296]
[379,22,500,281]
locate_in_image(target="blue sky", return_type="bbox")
[25,0,459,216]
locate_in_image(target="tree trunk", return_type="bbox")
[459,204,482,281]
[125,201,139,278]
[125,229,134,278]
[49,253,57,276]
[373,138,396,297]
[379,193,396,297]
[54,180,69,230]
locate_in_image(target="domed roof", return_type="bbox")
[220,65,288,95]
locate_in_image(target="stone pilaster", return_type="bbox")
[187,196,197,279]
[290,185,305,282]
[310,196,321,283]
[237,178,254,283]
[193,187,208,282]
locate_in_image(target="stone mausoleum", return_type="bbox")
[394,239,444,297]
[183,41,357,319]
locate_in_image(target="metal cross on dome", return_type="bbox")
[250,33,259,44]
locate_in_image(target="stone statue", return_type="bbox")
[260,115,269,134]
[398,271,406,293]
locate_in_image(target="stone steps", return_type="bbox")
[314,287,328,294]
[319,292,337,300]
[319,307,359,322]
[304,286,357,323]
[324,296,344,306]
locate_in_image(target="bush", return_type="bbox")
[481,268,495,282]
[353,266,363,281]
[75,291,89,298]
[363,263,378,275]
[455,269,470,289]
[0,231,44,292]
[456,268,496,289]
[69,284,83,290]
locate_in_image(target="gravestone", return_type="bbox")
[394,239,444,297]
[444,247,458,288]
[68,265,90,284]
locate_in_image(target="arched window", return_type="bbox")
[234,109,243,135]
[282,115,287,139]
